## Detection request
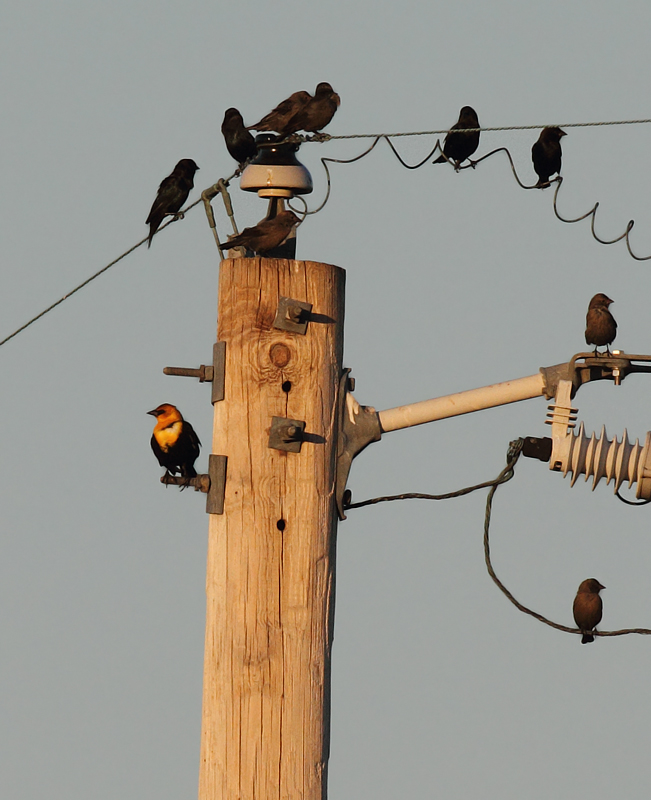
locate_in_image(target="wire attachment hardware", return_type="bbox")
[163,342,226,404]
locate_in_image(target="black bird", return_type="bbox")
[221,108,257,167]
[585,293,617,354]
[145,159,199,247]
[221,210,300,255]
[433,106,480,170]
[573,578,605,644]
[532,126,566,187]
[148,404,201,484]
[284,82,341,136]
[248,91,312,136]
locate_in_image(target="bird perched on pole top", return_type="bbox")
[531,126,566,187]
[585,293,617,354]
[282,82,341,136]
[221,210,301,255]
[248,90,312,136]
[145,159,199,247]
[573,578,605,643]
[433,106,480,170]
[148,404,201,486]
[221,108,257,167]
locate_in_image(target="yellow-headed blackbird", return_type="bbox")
[433,106,480,170]
[532,126,566,187]
[283,82,341,136]
[222,108,257,167]
[148,404,201,481]
[573,578,605,643]
[585,293,617,354]
[248,91,312,136]
[221,210,300,255]
[146,159,199,247]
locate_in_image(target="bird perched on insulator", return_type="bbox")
[145,159,199,247]
[248,91,312,136]
[221,210,301,255]
[531,126,566,187]
[283,82,341,137]
[573,578,605,643]
[148,404,201,487]
[221,108,257,167]
[585,293,617,355]
[433,106,480,170]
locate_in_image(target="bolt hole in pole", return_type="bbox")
[276,519,286,531]
[282,380,292,393]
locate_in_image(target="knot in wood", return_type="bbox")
[269,343,292,368]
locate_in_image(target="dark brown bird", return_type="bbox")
[148,403,201,484]
[221,210,300,255]
[283,82,341,136]
[247,91,312,136]
[585,293,617,354]
[532,126,566,187]
[146,159,199,247]
[433,106,480,169]
[221,108,257,166]
[573,578,605,643]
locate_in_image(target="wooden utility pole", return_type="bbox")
[198,257,345,800]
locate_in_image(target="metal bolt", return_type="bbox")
[286,305,303,324]
[285,425,298,439]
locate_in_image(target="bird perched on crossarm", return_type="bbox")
[282,82,341,137]
[221,210,301,255]
[531,126,566,187]
[248,90,312,136]
[433,106,480,170]
[221,108,257,167]
[148,404,201,486]
[145,159,199,248]
[585,293,617,354]
[573,578,605,643]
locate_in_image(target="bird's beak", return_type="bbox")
[599,583,606,590]
[147,409,160,417]
[560,129,567,137]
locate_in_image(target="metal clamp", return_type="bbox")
[273,297,312,335]
[268,416,306,452]
[163,341,226,404]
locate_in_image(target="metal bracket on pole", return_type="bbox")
[206,455,227,514]
[273,297,312,335]
[268,416,306,452]
[335,369,382,520]
[163,341,226,404]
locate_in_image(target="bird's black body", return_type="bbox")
[248,91,312,136]
[283,82,340,135]
[531,126,566,187]
[573,578,605,644]
[221,210,300,255]
[434,106,480,169]
[148,404,201,480]
[221,108,257,166]
[146,159,199,247]
[585,293,617,353]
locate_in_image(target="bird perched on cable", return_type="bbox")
[573,578,605,643]
[148,404,201,486]
[221,108,257,167]
[283,82,341,136]
[248,90,312,136]
[221,210,301,255]
[145,159,199,247]
[531,126,566,187]
[433,106,480,170]
[585,293,617,354]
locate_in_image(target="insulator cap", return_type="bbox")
[240,135,313,198]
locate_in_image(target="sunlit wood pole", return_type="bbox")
[198,257,345,800]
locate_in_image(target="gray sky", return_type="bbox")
[3,1,651,798]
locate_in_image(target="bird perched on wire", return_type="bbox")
[573,578,605,643]
[283,82,341,137]
[585,293,617,354]
[433,106,480,170]
[148,403,201,486]
[221,108,257,167]
[221,210,301,255]
[248,90,312,136]
[145,159,199,247]
[531,126,566,187]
